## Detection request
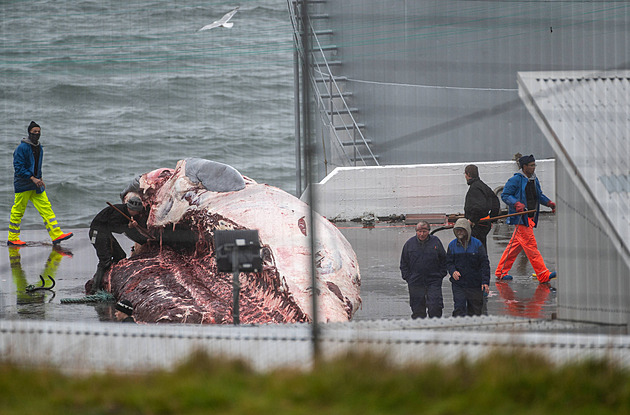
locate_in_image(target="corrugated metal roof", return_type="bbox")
[517,71,630,266]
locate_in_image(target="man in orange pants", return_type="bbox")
[495,154,556,283]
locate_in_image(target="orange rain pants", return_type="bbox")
[495,217,552,283]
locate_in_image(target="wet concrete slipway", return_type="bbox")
[0,216,558,322]
[3,215,630,373]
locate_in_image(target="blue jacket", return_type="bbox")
[13,140,44,194]
[400,234,447,284]
[501,172,550,226]
[446,237,490,288]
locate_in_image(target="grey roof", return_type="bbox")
[517,71,630,264]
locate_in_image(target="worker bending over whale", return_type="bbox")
[87,196,148,294]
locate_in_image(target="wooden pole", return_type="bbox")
[431,209,538,235]
[478,209,537,222]
[106,202,154,240]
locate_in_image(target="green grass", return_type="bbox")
[0,351,629,415]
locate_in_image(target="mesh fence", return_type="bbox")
[0,0,629,372]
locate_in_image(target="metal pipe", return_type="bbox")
[232,248,240,325]
[299,0,320,360]
[294,47,302,197]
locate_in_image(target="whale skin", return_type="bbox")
[102,159,361,324]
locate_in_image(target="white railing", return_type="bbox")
[288,0,379,167]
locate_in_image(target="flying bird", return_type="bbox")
[199,6,240,31]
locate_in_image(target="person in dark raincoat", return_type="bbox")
[446,218,490,317]
[87,196,148,294]
[400,220,447,318]
[463,164,500,249]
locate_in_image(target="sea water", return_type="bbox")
[1,0,296,229]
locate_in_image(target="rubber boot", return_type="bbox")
[90,266,107,294]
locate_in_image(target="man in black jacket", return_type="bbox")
[87,196,148,294]
[463,164,500,249]
[400,221,447,318]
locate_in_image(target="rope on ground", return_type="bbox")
[60,290,115,304]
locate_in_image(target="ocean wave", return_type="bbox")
[0,0,297,232]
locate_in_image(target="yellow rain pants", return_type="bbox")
[9,247,65,302]
[8,190,63,242]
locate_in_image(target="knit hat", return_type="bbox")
[126,196,143,211]
[28,121,40,132]
[518,154,535,168]
[115,299,133,316]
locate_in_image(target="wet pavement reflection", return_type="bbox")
[0,228,127,322]
[0,215,557,323]
[338,214,557,321]
[8,245,70,318]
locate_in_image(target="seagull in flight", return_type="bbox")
[199,6,240,31]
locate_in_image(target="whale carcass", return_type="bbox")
[98,158,361,324]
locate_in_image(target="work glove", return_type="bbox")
[514,202,526,212]
[547,201,556,213]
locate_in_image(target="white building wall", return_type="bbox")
[557,163,630,326]
[307,160,556,220]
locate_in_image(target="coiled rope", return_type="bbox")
[60,290,115,304]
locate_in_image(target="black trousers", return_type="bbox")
[89,227,126,269]
[471,223,491,249]
[408,279,444,319]
[451,284,484,317]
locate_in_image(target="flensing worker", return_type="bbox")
[87,196,148,294]
[400,220,447,318]
[7,121,73,246]
[114,299,136,323]
[495,154,557,283]
[463,164,500,249]
[446,219,490,317]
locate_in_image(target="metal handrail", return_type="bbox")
[288,0,379,167]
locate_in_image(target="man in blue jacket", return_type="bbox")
[446,218,490,317]
[8,121,73,246]
[400,220,447,318]
[495,154,556,283]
